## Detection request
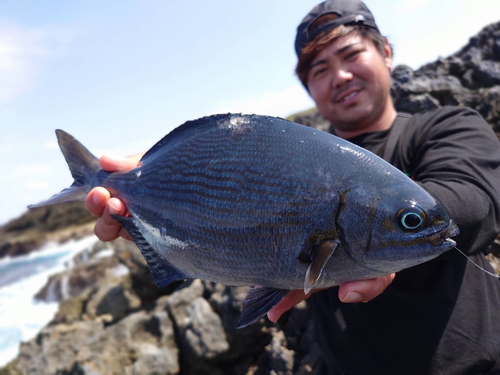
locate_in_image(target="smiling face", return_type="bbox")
[306,32,396,139]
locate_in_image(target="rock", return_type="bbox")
[474,87,500,133]
[494,39,500,60]
[394,93,441,114]
[111,238,172,305]
[0,202,95,260]
[50,292,88,325]
[7,310,179,375]
[486,253,500,275]
[290,110,330,132]
[208,284,272,361]
[474,60,500,87]
[393,75,461,95]
[35,254,124,303]
[448,56,466,77]
[391,64,413,83]
[85,274,142,322]
[121,310,179,375]
[14,320,105,375]
[183,298,229,358]
[488,238,500,257]
[166,280,229,372]
[265,330,294,375]
[461,46,483,65]
[126,344,178,375]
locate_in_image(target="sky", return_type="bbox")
[1,0,499,226]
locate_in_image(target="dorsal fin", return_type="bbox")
[139,113,285,165]
[140,114,237,164]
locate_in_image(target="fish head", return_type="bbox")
[335,179,459,274]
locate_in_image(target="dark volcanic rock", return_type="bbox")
[390,21,500,116]
[474,60,500,87]
[0,202,94,259]
[34,254,122,302]
[10,311,179,375]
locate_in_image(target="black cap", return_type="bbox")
[295,0,380,58]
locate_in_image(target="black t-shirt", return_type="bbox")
[313,107,500,375]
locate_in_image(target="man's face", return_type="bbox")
[306,33,393,137]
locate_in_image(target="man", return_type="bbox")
[87,1,500,373]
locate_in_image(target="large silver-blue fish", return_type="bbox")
[30,114,459,328]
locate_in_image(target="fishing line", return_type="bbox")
[454,247,500,278]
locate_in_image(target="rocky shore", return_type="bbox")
[0,202,95,259]
[1,21,500,375]
[1,238,320,375]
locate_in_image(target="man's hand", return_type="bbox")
[85,153,144,242]
[267,273,396,323]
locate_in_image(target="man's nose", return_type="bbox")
[332,68,353,88]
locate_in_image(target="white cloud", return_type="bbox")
[10,163,54,179]
[390,0,500,70]
[0,22,76,102]
[25,180,49,190]
[209,85,315,119]
[394,0,436,14]
[93,136,159,160]
[43,140,58,149]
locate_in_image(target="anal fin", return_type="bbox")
[304,240,338,294]
[237,287,289,329]
[111,214,187,288]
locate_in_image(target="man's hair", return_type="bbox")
[295,22,390,88]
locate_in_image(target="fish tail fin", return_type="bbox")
[28,130,101,209]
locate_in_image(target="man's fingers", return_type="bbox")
[267,289,320,323]
[119,227,133,241]
[99,153,144,172]
[93,198,128,241]
[86,153,144,241]
[338,273,396,303]
[267,290,308,323]
[85,187,111,217]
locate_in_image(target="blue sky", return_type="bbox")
[1,0,499,225]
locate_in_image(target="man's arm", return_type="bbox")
[409,107,500,255]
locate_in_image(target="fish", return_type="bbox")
[29,113,459,328]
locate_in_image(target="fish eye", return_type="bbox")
[397,205,427,231]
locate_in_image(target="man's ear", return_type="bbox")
[383,38,393,71]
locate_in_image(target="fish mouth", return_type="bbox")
[429,220,459,249]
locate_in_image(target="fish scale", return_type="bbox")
[30,113,459,328]
[112,119,338,287]
[118,124,336,280]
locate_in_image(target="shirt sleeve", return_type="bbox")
[408,107,500,255]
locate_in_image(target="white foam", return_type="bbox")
[0,235,98,367]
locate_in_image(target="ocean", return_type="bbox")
[0,235,98,367]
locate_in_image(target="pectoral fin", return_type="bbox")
[304,240,338,294]
[237,287,289,329]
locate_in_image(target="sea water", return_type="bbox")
[0,235,98,367]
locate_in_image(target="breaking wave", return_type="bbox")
[0,235,98,367]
